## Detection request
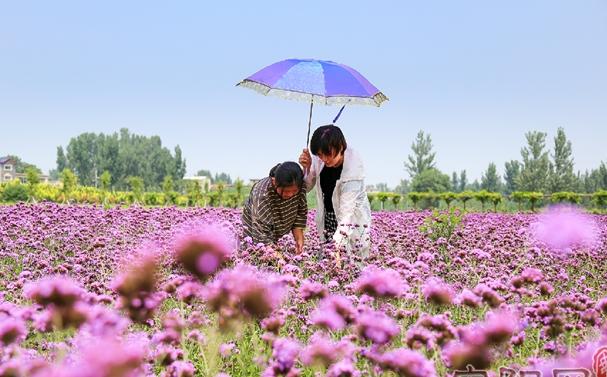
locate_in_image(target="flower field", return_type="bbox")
[1,202,606,377]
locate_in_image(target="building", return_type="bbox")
[0,156,50,184]
[182,176,212,192]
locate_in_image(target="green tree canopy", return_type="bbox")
[405,130,436,179]
[518,131,550,192]
[57,128,186,190]
[481,162,502,192]
[410,168,451,193]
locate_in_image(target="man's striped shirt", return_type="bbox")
[242,177,307,244]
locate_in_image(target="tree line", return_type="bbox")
[390,128,607,195]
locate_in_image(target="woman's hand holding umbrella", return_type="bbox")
[299,148,311,175]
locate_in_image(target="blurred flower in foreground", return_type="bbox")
[531,205,599,254]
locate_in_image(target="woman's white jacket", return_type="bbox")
[304,147,371,255]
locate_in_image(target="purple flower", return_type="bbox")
[379,348,437,377]
[220,342,236,357]
[531,205,599,254]
[310,295,356,331]
[270,337,301,374]
[298,280,328,301]
[482,309,519,345]
[162,360,195,377]
[63,335,149,377]
[112,253,161,323]
[301,332,341,367]
[174,224,234,279]
[354,265,406,298]
[24,275,84,307]
[422,277,454,306]
[0,316,27,346]
[204,265,286,327]
[355,310,400,345]
[326,358,361,377]
[456,289,482,308]
[443,340,492,370]
[261,315,286,335]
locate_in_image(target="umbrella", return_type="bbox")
[237,58,388,144]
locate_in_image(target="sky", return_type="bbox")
[1,1,606,188]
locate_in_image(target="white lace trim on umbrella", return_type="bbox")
[237,79,388,107]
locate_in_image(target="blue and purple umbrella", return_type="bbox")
[237,58,388,143]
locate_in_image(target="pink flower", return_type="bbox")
[354,265,406,298]
[355,310,400,345]
[112,253,161,323]
[24,276,83,307]
[270,338,301,374]
[299,280,328,301]
[423,277,454,306]
[174,224,234,279]
[379,348,437,377]
[204,265,286,327]
[531,205,599,254]
[301,332,341,367]
[310,295,356,331]
[0,316,27,346]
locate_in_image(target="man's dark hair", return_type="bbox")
[309,124,348,156]
[269,161,304,188]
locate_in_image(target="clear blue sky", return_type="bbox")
[1,1,606,187]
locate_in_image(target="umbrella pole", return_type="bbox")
[306,98,314,146]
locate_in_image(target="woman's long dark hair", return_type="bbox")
[269,161,304,189]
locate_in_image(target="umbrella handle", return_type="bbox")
[306,98,314,146]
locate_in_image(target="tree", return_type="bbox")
[48,169,60,181]
[234,178,244,207]
[162,175,177,205]
[58,128,186,190]
[518,131,550,192]
[481,163,502,192]
[405,131,436,178]
[376,182,389,192]
[410,168,451,193]
[391,194,402,209]
[185,180,203,206]
[56,147,68,173]
[451,172,459,193]
[214,173,232,185]
[100,171,112,192]
[548,127,575,193]
[173,146,187,180]
[504,160,521,194]
[458,170,468,192]
[215,181,226,206]
[127,176,144,203]
[582,162,607,192]
[60,168,78,195]
[65,132,98,186]
[25,166,40,200]
[394,179,410,194]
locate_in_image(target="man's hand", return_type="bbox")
[299,148,311,174]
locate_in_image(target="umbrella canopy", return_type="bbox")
[237,59,388,107]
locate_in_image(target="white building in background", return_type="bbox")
[0,156,50,184]
[182,176,212,192]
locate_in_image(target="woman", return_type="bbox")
[299,125,371,256]
[241,161,307,253]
